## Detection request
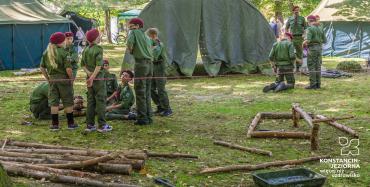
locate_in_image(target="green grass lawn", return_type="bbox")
[0,46,369,186]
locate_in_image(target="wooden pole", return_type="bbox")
[247,113,262,138]
[200,155,329,174]
[292,103,314,128]
[312,116,354,123]
[311,124,320,151]
[3,164,137,187]
[292,108,300,128]
[213,140,272,157]
[145,151,198,159]
[316,115,359,138]
[2,140,79,150]
[250,131,311,139]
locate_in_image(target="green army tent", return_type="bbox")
[311,0,370,58]
[124,0,276,76]
[0,0,71,70]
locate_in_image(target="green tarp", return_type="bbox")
[123,0,276,76]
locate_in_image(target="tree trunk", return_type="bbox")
[250,131,311,139]
[247,113,262,138]
[3,164,137,187]
[213,140,272,157]
[105,9,112,44]
[200,155,329,174]
[315,115,359,138]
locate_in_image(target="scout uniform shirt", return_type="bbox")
[127,29,153,60]
[30,82,49,105]
[40,47,72,78]
[286,15,307,36]
[105,72,118,97]
[306,26,327,45]
[117,83,134,111]
[65,45,79,77]
[269,39,296,67]
[81,44,105,78]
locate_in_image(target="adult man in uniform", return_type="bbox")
[286,6,307,71]
[127,18,154,125]
[303,15,327,89]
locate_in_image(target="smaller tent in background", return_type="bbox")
[0,0,71,70]
[60,11,96,35]
[311,0,370,58]
[118,9,141,20]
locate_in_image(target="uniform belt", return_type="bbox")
[293,34,303,37]
[153,60,163,64]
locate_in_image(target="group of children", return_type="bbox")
[264,6,327,93]
[36,17,172,132]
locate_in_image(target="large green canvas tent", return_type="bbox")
[0,0,71,70]
[311,0,370,58]
[124,0,276,76]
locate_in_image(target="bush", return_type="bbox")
[336,61,363,72]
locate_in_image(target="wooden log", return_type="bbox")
[2,140,79,150]
[292,103,314,128]
[250,131,311,139]
[3,164,137,187]
[145,151,198,159]
[292,108,300,128]
[108,158,145,170]
[93,163,132,175]
[0,156,73,164]
[38,153,118,169]
[311,124,320,151]
[312,116,354,123]
[0,161,98,178]
[247,113,262,138]
[315,115,359,138]
[200,155,329,174]
[259,112,314,119]
[213,140,272,157]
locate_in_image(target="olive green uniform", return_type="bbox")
[105,72,118,105]
[151,39,171,112]
[269,39,296,85]
[65,46,79,78]
[286,15,307,63]
[106,83,134,120]
[306,25,327,87]
[81,44,107,126]
[127,29,153,123]
[30,82,50,119]
[40,46,73,108]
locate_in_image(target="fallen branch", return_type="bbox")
[213,140,272,157]
[315,115,359,138]
[2,140,79,150]
[292,103,314,128]
[38,153,118,169]
[3,164,137,187]
[200,155,329,174]
[92,163,132,175]
[144,151,198,159]
[259,112,314,119]
[1,138,8,150]
[250,131,311,139]
[312,116,354,123]
[247,113,262,138]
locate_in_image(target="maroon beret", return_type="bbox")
[284,32,293,40]
[292,6,300,11]
[49,32,65,45]
[103,59,109,65]
[86,29,100,43]
[129,18,144,28]
[65,32,74,38]
[307,15,317,21]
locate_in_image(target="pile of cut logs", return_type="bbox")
[0,140,197,187]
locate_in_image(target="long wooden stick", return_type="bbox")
[315,115,359,138]
[38,153,118,169]
[144,151,198,159]
[1,138,8,150]
[200,155,329,174]
[259,112,314,119]
[250,131,311,139]
[213,140,272,157]
[3,140,79,150]
[247,113,262,138]
[312,116,354,123]
[292,103,314,128]
[3,164,137,187]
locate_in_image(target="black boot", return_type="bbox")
[274,82,288,93]
[263,83,279,93]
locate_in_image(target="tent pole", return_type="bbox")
[12,24,15,70]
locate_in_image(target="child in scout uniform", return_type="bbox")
[81,29,112,133]
[106,70,136,120]
[263,32,296,93]
[40,32,78,131]
[285,6,307,71]
[103,59,118,105]
[146,28,172,117]
[303,15,327,89]
[127,18,154,125]
[64,32,79,78]
[29,82,51,120]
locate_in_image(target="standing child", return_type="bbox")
[40,32,78,131]
[263,32,296,93]
[127,18,154,125]
[106,70,136,120]
[64,32,79,78]
[146,28,172,116]
[103,59,118,105]
[81,29,112,132]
